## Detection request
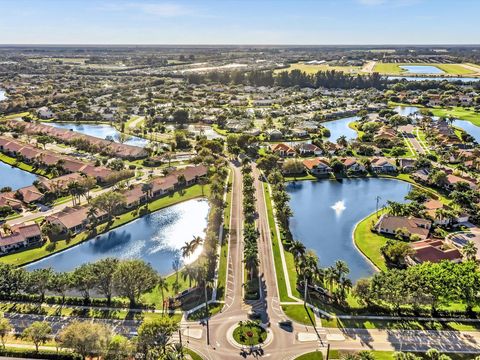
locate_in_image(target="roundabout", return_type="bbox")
[226,320,273,350]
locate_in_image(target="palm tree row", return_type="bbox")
[266,168,353,305]
[242,162,260,285]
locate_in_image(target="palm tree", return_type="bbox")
[189,236,203,254]
[289,240,306,273]
[462,241,478,262]
[180,242,194,259]
[67,181,81,206]
[244,248,259,281]
[324,266,336,292]
[157,275,169,315]
[182,265,196,288]
[86,206,98,228]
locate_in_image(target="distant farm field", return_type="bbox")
[373,62,480,76]
[275,62,362,75]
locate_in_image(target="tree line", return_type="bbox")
[187,68,385,89]
[242,162,260,300]
[0,259,165,308]
[0,312,187,360]
[353,260,480,315]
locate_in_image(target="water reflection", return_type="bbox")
[26,199,209,275]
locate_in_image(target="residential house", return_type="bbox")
[0,223,43,254]
[46,206,107,234]
[271,143,296,158]
[370,158,397,173]
[303,158,331,176]
[266,129,283,141]
[36,106,55,119]
[296,143,322,157]
[407,239,462,265]
[340,157,365,173]
[375,214,432,240]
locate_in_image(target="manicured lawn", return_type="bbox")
[284,173,317,181]
[0,185,207,267]
[0,301,172,322]
[232,322,267,345]
[186,302,223,321]
[294,351,323,360]
[0,112,30,120]
[353,210,388,271]
[430,106,480,126]
[281,304,316,326]
[262,183,300,301]
[275,62,361,75]
[0,153,52,178]
[185,349,204,360]
[211,124,229,136]
[323,317,480,332]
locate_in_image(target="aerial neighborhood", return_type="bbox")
[0,42,480,360]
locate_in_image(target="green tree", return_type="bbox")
[91,258,119,306]
[113,260,158,307]
[91,191,126,220]
[105,334,135,360]
[137,317,179,359]
[0,314,12,348]
[59,321,112,360]
[26,268,54,303]
[22,321,52,352]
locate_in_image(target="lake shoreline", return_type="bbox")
[1,185,208,268]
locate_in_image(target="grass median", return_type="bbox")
[262,182,300,302]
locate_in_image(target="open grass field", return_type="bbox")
[373,62,479,76]
[430,106,480,126]
[275,62,362,75]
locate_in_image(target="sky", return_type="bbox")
[0,0,478,45]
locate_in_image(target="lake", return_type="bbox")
[451,119,480,143]
[287,178,411,281]
[399,65,444,74]
[388,76,480,82]
[46,122,149,148]
[322,116,359,142]
[0,161,39,190]
[26,199,209,275]
[394,106,480,142]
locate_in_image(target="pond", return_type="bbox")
[0,89,6,101]
[26,199,209,275]
[394,106,480,142]
[388,76,480,82]
[322,116,359,142]
[46,122,149,148]
[0,161,39,190]
[399,65,444,74]
[451,119,480,143]
[287,178,412,281]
